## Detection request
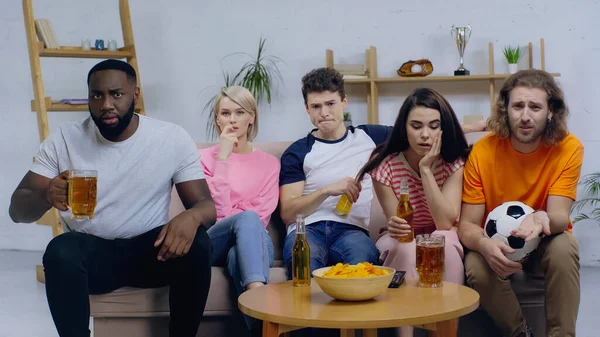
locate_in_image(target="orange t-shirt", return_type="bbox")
[462,132,584,231]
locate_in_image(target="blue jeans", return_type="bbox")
[283,220,379,279]
[207,211,274,329]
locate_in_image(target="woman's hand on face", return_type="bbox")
[419,131,442,171]
[217,125,239,161]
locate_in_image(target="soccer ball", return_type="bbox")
[484,201,540,262]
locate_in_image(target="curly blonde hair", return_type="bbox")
[213,86,258,141]
[487,69,569,145]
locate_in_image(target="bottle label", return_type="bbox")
[400,178,409,195]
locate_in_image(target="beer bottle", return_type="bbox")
[396,179,415,243]
[292,214,311,286]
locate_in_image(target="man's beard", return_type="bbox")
[510,119,546,144]
[90,100,135,140]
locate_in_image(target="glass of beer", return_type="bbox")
[68,170,98,220]
[334,194,353,216]
[333,161,365,216]
[415,234,445,288]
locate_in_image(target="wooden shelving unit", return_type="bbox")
[23,0,146,142]
[38,43,136,59]
[22,0,145,283]
[30,96,143,113]
[326,38,560,124]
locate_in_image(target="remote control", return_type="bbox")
[388,271,406,288]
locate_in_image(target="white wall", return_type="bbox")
[1,0,599,265]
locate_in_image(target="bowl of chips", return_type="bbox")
[312,262,395,301]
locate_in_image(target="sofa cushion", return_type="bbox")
[90,266,288,317]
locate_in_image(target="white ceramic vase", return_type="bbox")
[508,63,518,74]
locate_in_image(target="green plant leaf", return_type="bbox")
[202,36,284,140]
[503,45,522,64]
[228,36,284,106]
[570,172,600,226]
[571,197,600,214]
[572,214,590,224]
[580,172,600,195]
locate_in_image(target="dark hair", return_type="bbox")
[301,67,345,105]
[487,69,568,145]
[357,88,469,181]
[87,59,137,85]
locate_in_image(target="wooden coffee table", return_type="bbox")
[238,277,479,337]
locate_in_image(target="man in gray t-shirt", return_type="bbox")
[9,60,216,337]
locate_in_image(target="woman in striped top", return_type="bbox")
[357,88,470,336]
[358,87,470,284]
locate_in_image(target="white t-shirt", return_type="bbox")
[279,125,392,234]
[30,114,204,240]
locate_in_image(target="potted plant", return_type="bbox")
[571,172,600,225]
[344,112,352,127]
[503,45,522,74]
[202,37,284,140]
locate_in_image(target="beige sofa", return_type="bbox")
[89,133,546,337]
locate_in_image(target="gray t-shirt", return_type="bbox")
[30,114,204,240]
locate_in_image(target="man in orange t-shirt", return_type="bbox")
[458,69,583,337]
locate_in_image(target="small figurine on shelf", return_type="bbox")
[94,39,104,50]
[397,59,434,77]
[107,39,117,51]
[81,39,91,51]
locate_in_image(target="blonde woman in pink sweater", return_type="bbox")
[199,86,280,331]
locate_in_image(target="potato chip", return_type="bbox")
[322,262,390,278]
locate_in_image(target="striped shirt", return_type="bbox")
[371,153,464,235]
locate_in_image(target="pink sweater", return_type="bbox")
[199,145,280,228]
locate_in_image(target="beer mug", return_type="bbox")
[415,234,445,288]
[68,170,98,220]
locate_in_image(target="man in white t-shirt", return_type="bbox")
[9,60,216,337]
[279,67,393,277]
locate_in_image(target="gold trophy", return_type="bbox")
[451,24,472,76]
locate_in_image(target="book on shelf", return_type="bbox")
[56,98,89,105]
[334,63,367,77]
[342,75,368,79]
[34,19,59,49]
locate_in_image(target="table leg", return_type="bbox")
[263,321,279,337]
[340,329,355,337]
[363,329,377,337]
[262,322,303,337]
[428,319,457,337]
